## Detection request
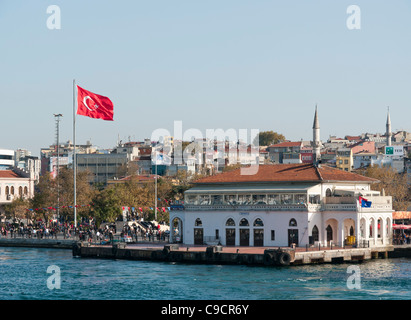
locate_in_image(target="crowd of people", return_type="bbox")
[393,232,411,245]
[0,221,73,239]
[0,218,169,244]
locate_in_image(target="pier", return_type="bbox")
[0,238,406,266]
[71,242,398,266]
[0,238,75,249]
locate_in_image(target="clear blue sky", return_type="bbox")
[1,0,410,157]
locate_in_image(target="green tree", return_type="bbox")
[222,164,243,173]
[254,131,286,147]
[31,167,96,224]
[92,188,122,227]
[361,165,410,211]
[4,197,30,222]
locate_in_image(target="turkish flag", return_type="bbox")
[77,85,114,121]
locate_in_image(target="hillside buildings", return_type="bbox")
[169,109,394,248]
[264,109,410,174]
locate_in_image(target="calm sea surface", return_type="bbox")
[0,247,410,300]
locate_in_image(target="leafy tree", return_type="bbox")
[91,188,122,227]
[31,167,96,224]
[4,197,30,222]
[222,164,243,173]
[115,161,139,178]
[170,170,205,201]
[254,131,286,147]
[361,165,410,211]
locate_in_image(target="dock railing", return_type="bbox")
[300,240,371,252]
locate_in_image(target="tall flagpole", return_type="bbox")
[155,159,157,221]
[73,79,77,229]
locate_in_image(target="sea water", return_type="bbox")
[0,247,409,300]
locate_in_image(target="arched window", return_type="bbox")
[19,186,23,196]
[386,218,391,237]
[369,218,374,237]
[253,218,264,227]
[326,188,332,197]
[10,186,14,195]
[225,218,235,226]
[377,218,382,238]
[326,225,333,242]
[289,218,297,227]
[5,186,9,195]
[239,218,249,227]
[312,225,319,242]
[24,186,28,195]
[195,218,202,227]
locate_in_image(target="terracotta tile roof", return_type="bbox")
[317,165,377,182]
[0,170,22,179]
[194,164,378,184]
[346,136,362,141]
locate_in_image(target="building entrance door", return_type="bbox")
[253,229,264,246]
[226,228,235,246]
[288,229,299,247]
[194,228,203,245]
[240,229,250,246]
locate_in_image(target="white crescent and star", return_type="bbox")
[83,96,99,111]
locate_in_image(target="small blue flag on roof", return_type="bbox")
[359,196,372,208]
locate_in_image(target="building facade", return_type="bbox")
[0,149,15,170]
[169,164,393,248]
[0,170,35,217]
[170,108,393,249]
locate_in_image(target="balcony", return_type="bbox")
[322,196,392,212]
[183,203,311,211]
[181,195,392,212]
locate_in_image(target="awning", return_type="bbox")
[392,224,411,230]
[332,189,380,197]
[393,211,411,220]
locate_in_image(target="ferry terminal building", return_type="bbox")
[170,164,392,248]
[169,109,393,249]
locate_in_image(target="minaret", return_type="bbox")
[312,105,321,166]
[386,107,392,146]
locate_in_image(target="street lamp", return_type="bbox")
[54,113,63,221]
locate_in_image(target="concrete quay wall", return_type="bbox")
[0,238,75,249]
[73,243,397,267]
[389,245,411,258]
[0,239,403,266]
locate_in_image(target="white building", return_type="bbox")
[170,163,392,248]
[0,149,15,170]
[169,109,393,249]
[0,170,35,216]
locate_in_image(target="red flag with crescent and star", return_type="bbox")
[77,85,114,121]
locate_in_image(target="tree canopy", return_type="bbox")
[254,131,286,147]
[360,165,410,211]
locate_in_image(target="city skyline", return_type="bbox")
[1,1,410,157]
